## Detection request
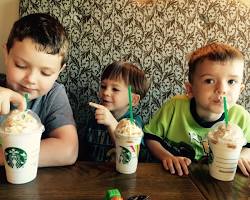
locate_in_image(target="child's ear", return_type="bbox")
[185,82,193,99]
[132,94,140,106]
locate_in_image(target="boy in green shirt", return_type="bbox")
[144,42,250,176]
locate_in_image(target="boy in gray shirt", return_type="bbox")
[0,13,78,167]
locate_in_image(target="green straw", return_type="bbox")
[128,85,134,124]
[24,93,29,111]
[223,96,228,127]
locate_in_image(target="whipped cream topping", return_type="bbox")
[115,119,143,137]
[208,123,246,148]
[1,110,41,134]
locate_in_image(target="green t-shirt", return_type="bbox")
[144,95,250,160]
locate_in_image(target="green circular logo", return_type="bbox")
[4,147,27,168]
[119,146,131,164]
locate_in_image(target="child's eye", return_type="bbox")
[204,79,215,84]
[41,71,52,76]
[100,85,106,89]
[228,80,237,85]
[113,88,120,92]
[15,63,26,69]
[41,69,54,76]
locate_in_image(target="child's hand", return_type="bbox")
[89,102,117,127]
[0,87,26,115]
[89,102,118,143]
[162,155,191,176]
[238,148,250,176]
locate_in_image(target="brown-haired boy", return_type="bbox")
[144,42,250,176]
[0,13,78,167]
[82,61,149,161]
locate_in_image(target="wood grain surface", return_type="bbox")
[189,162,250,200]
[0,162,205,200]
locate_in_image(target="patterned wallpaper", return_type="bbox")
[19,0,250,133]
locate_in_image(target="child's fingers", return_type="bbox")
[0,88,25,113]
[89,102,104,109]
[163,157,190,176]
[173,159,183,176]
[162,160,170,171]
[179,159,189,175]
[238,159,250,176]
[244,160,250,175]
[184,157,192,166]
[164,159,175,174]
[0,100,10,115]
[10,92,26,111]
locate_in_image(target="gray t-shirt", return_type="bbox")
[0,76,75,139]
[26,82,75,138]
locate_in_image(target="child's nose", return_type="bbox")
[103,88,111,96]
[215,82,227,95]
[24,71,36,85]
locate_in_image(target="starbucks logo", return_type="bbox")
[4,147,27,168]
[119,146,131,164]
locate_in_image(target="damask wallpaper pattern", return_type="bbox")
[19,0,250,133]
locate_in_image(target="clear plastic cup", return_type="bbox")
[208,122,247,181]
[115,119,143,174]
[0,109,44,184]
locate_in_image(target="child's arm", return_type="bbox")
[89,102,118,143]
[238,147,250,176]
[146,139,191,176]
[38,124,78,167]
[0,86,26,114]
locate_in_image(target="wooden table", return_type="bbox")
[0,162,204,200]
[0,161,249,200]
[189,163,250,200]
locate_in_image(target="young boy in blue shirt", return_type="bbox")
[80,61,149,161]
[0,13,78,167]
[144,42,250,176]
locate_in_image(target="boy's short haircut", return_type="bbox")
[188,42,244,82]
[6,13,69,67]
[101,61,149,99]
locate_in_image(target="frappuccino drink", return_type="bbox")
[115,119,143,174]
[208,122,246,181]
[0,110,44,184]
